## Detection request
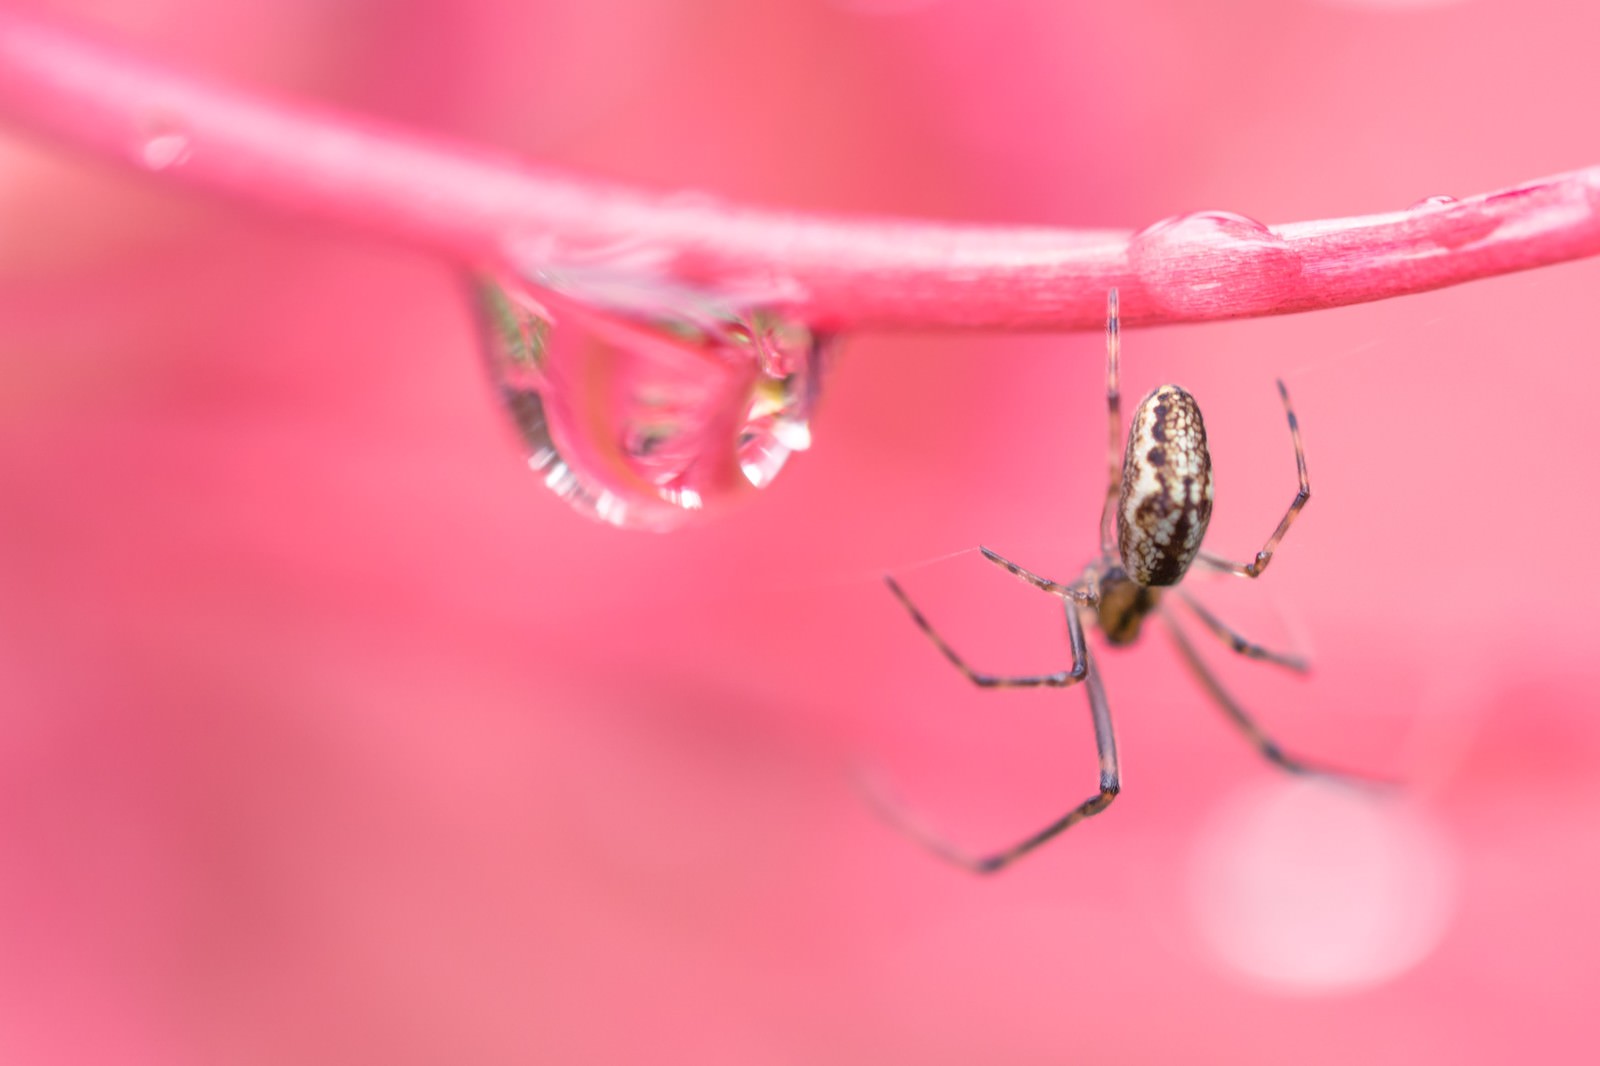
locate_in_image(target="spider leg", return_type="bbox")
[1196,379,1310,580]
[1176,589,1309,674]
[978,547,1098,606]
[1099,288,1123,556]
[885,576,1088,688]
[1160,608,1389,784]
[863,606,1120,874]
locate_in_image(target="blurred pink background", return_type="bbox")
[4,0,1600,1062]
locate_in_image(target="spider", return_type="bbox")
[878,288,1369,874]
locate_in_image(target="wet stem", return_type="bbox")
[3,9,1600,334]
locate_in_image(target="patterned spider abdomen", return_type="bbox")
[1118,385,1214,587]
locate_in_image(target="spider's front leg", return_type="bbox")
[884,575,1087,688]
[1099,287,1124,557]
[868,590,1121,873]
[978,547,1098,606]
[960,651,1120,874]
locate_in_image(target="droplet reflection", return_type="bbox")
[1189,778,1456,993]
[137,115,192,171]
[476,275,831,530]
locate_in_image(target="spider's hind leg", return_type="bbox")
[1176,589,1309,674]
[1197,380,1310,580]
[1159,606,1388,784]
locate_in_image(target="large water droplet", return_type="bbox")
[476,274,831,530]
[1129,210,1303,317]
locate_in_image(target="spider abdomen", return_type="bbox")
[1118,385,1214,587]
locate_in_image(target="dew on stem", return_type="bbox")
[137,114,192,171]
[1129,210,1304,317]
[476,271,831,531]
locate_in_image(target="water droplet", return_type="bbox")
[1584,172,1600,215]
[137,116,192,171]
[1408,192,1503,249]
[476,274,831,530]
[1129,210,1303,317]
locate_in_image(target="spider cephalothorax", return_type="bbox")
[875,288,1362,875]
[1091,566,1161,647]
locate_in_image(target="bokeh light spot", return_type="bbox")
[1189,779,1457,993]
[1314,0,1466,9]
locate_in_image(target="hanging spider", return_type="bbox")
[879,288,1371,874]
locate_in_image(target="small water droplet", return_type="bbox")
[1129,210,1303,317]
[475,274,831,530]
[1408,192,1503,249]
[1584,172,1600,213]
[137,116,192,171]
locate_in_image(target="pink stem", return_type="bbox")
[2,10,1598,332]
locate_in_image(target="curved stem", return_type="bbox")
[2,10,1598,331]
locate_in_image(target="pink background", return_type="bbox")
[3,0,1599,1061]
